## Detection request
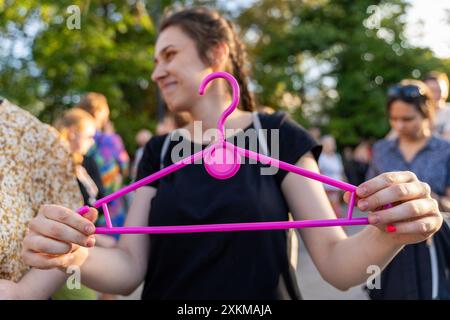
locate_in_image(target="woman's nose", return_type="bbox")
[151,63,166,82]
[395,122,404,130]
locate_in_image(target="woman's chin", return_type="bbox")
[167,102,189,113]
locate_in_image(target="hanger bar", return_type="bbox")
[236,146,357,192]
[102,203,112,228]
[94,218,369,234]
[89,147,207,209]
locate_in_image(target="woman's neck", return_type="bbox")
[189,93,231,131]
[398,130,431,150]
[185,88,250,138]
[398,132,431,163]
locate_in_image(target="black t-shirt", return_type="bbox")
[137,111,321,299]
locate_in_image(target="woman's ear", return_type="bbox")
[209,42,230,71]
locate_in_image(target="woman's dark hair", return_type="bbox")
[159,7,255,112]
[386,79,435,120]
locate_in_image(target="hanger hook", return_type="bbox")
[198,71,240,141]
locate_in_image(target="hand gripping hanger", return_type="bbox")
[77,71,369,234]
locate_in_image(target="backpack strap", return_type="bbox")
[252,111,269,157]
[428,238,439,299]
[160,131,175,170]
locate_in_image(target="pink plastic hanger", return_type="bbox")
[78,71,369,234]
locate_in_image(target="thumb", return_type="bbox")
[343,191,350,204]
[343,191,361,206]
[343,191,357,204]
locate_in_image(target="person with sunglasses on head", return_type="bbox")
[20,8,444,300]
[365,80,450,299]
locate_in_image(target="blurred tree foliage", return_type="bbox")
[1,0,450,152]
[237,0,450,145]
[0,0,158,153]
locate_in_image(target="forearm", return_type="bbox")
[78,245,144,295]
[17,269,68,299]
[20,189,153,296]
[323,225,403,290]
[78,190,152,295]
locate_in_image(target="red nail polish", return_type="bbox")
[386,225,396,233]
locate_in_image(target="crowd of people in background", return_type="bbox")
[312,72,450,299]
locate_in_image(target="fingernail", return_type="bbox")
[357,187,367,196]
[369,215,379,224]
[85,225,95,234]
[86,237,95,247]
[386,225,396,233]
[359,200,368,211]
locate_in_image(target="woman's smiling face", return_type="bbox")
[151,26,213,113]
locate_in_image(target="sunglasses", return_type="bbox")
[387,84,427,101]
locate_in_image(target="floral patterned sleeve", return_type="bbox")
[0,101,82,281]
[36,126,83,211]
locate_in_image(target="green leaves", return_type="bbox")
[0,0,157,152]
[238,0,450,145]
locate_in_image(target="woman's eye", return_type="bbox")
[166,51,176,60]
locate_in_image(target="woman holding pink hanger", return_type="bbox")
[21,7,443,299]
